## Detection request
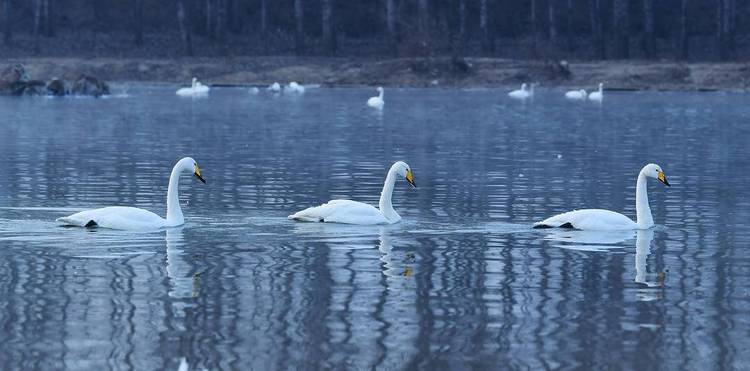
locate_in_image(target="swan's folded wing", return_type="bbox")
[57,206,166,230]
[288,200,387,224]
[534,209,636,231]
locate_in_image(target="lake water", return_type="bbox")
[0,86,748,370]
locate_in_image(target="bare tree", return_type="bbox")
[566,0,574,52]
[321,0,335,55]
[386,0,397,55]
[260,0,268,52]
[206,0,213,37]
[294,0,304,55]
[679,0,689,60]
[419,0,429,36]
[642,0,655,58]
[2,0,10,45]
[530,0,538,57]
[458,0,466,54]
[42,0,52,37]
[177,0,193,56]
[134,0,144,46]
[717,0,735,59]
[480,0,493,54]
[548,0,557,43]
[216,0,226,41]
[589,0,605,58]
[33,0,42,51]
[612,0,629,58]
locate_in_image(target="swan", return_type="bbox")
[508,83,533,99]
[288,161,416,225]
[249,87,260,94]
[176,77,209,96]
[565,89,587,100]
[533,163,670,230]
[588,82,604,102]
[268,82,281,93]
[367,87,384,109]
[286,81,306,94]
[56,157,206,230]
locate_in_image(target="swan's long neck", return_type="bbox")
[635,172,653,228]
[378,89,384,100]
[378,168,399,222]
[166,164,184,225]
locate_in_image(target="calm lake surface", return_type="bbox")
[0,86,748,370]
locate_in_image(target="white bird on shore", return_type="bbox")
[367,87,385,109]
[533,164,670,231]
[508,83,533,100]
[588,82,604,102]
[176,77,210,96]
[288,161,416,225]
[268,82,281,93]
[565,89,587,100]
[286,82,306,94]
[56,157,206,230]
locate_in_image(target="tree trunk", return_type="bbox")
[679,0,689,60]
[718,0,732,60]
[260,0,268,53]
[216,0,226,41]
[566,0,574,52]
[386,0,397,55]
[177,0,193,56]
[33,0,42,51]
[530,0,537,57]
[418,0,429,36]
[612,0,629,59]
[589,0,605,58]
[2,0,10,45]
[321,0,335,55]
[134,0,144,46]
[458,0,466,54]
[548,0,557,43]
[642,0,655,58]
[294,0,304,55]
[206,0,213,37]
[42,0,52,36]
[480,0,492,54]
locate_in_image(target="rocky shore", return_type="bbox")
[1,57,749,91]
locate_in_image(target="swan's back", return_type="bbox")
[367,96,384,108]
[534,209,637,231]
[57,206,167,230]
[288,200,389,224]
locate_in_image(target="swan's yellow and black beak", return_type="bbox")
[657,170,670,187]
[194,164,206,184]
[405,169,416,188]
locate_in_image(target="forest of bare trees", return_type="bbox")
[0,0,746,61]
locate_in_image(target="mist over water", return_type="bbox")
[0,87,747,369]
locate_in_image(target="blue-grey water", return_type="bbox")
[0,86,748,370]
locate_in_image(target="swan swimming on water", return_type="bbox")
[268,82,282,93]
[288,161,416,225]
[286,82,306,94]
[565,89,587,100]
[508,83,533,100]
[367,87,385,109]
[533,163,670,230]
[176,77,210,96]
[56,157,206,230]
[588,82,604,102]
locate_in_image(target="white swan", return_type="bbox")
[565,89,587,100]
[176,77,210,96]
[367,87,384,109]
[267,82,281,93]
[289,161,416,225]
[56,157,206,230]
[286,81,306,94]
[508,83,533,99]
[534,163,670,230]
[588,82,604,102]
[249,87,260,94]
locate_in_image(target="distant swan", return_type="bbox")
[288,161,416,225]
[56,157,206,230]
[367,87,384,109]
[588,82,604,102]
[176,77,209,96]
[508,83,533,99]
[268,82,281,93]
[533,163,670,230]
[286,82,306,94]
[249,87,260,94]
[565,89,587,100]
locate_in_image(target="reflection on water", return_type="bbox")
[0,87,748,369]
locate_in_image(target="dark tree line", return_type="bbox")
[0,0,746,60]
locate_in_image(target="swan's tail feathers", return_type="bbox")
[532,223,554,229]
[288,213,319,222]
[533,221,577,229]
[56,216,98,228]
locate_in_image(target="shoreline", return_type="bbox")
[3,57,749,91]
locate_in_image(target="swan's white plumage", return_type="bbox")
[268,82,281,92]
[508,83,533,99]
[176,77,209,96]
[588,82,603,101]
[367,87,384,109]
[565,89,587,100]
[289,161,415,225]
[56,157,205,231]
[286,82,305,94]
[289,200,390,225]
[534,163,670,231]
[535,209,637,230]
